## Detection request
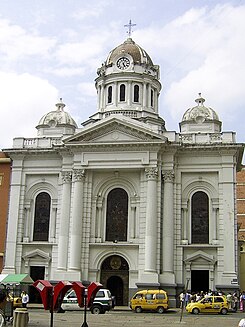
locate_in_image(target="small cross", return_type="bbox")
[124,19,136,37]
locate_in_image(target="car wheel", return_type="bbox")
[135,306,142,313]
[157,306,165,314]
[220,308,228,315]
[91,305,103,314]
[192,308,200,314]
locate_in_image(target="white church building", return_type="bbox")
[3,36,244,305]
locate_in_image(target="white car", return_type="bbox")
[61,288,113,314]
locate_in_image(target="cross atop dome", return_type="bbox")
[124,19,136,37]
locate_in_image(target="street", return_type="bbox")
[26,307,244,327]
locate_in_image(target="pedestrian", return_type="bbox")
[233,292,239,312]
[179,292,185,309]
[226,292,232,310]
[240,292,245,312]
[21,291,29,308]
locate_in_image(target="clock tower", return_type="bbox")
[82,37,165,133]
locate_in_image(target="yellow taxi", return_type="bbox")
[130,289,169,313]
[186,295,228,315]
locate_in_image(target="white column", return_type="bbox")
[130,204,137,239]
[57,171,72,270]
[221,159,236,278]
[162,171,175,278]
[90,197,97,242]
[69,169,85,271]
[144,167,158,272]
[148,85,152,108]
[127,81,132,106]
[101,83,105,110]
[50,202,57,242]
[3,161,23,273]
[97,85,101,110]
[23,201,31,242]
[96,199,103,241]
[181,205,188,244]
[115,82,118,106]
[142,82,147,108]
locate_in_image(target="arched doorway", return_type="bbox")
[100,255,129,306]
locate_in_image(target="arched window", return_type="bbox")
[108,86,112,104]
[119,84,126,102]
[133,85,139,102]
[106,188,128,241]
[151,89,154,107]
[33,192,51,241]
[191,191,209,244]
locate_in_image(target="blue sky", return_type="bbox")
[0,0,244,158]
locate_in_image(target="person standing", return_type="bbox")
[21,291,29,308]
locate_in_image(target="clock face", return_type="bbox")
[116,57,130,70]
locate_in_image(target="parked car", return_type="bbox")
[61,288,113,314]
[130,289,169,313]
[186,295,228,315]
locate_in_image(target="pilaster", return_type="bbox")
[57,171,72,270]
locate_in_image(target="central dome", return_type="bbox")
[105,38,154,67]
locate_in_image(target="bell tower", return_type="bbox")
[83,36,165,134]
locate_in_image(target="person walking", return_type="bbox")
[21,291,29,308]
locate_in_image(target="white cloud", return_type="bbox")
[48,66,86,77]
[77,82,96,97]
[0,72,58,149]
[0,18,56,60]
[54,32,113,66]
[71,0,113,21]
[156,4,245,127]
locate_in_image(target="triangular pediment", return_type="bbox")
[23,249,51,262]
[64,117,167,145]
[184,250,216,265]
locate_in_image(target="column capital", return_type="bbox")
[61,171,72,183]
[145,167,158,180]
[162,170,175,182]
[73,169,85,182]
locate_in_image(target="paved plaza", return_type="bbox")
[24,307,244,327]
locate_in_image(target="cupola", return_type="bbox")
[36,99,77,137]
[180,94,222,134]
[83,36,165,134]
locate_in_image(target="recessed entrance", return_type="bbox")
[29,266,45,303]
[191,270,209,293]
[107,276,123,306]
[100,255,129,305]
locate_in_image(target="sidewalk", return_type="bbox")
[28,303,131,311]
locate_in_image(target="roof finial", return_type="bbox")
[195,93,205,106]
[124,19,136,38]
[56,97,66,111]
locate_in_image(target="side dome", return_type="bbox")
[105,37,154,67]
[180,94,222,134]
[36,99,78,137]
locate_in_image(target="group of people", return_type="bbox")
[2,290,29,308]
[179,289,243,312]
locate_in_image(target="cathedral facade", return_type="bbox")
[3,37,244,305]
